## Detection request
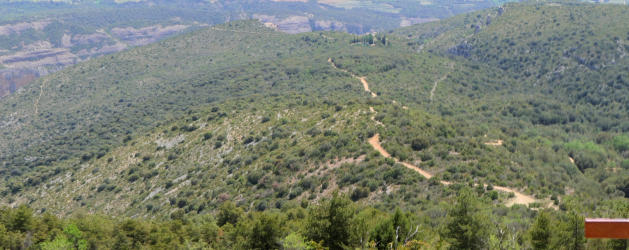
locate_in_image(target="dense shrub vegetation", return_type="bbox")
[3,190,626,249]
[0,1,629,248]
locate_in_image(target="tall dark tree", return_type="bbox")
[445,188,490,250]
[217,201,243,226]
[10,206,33,233]
[565,212,585,250]
[370,209,410,249]
[530,211,552,250]
[247,213,281,250]
[305,193,355,250]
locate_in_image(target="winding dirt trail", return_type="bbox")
[484,140,504,146]
[368,133,550,208]
[430,63,454,102]
[369,134,439,182]
[359,77,377,97]
[429,74,448,102]
[327,57,555,209]
[34,78,48,114]
[369,106,384,126]
[328,58,377,97]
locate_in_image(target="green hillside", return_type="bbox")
[394,1,629,197]
[1,0,512,101]
[1,1,629,249]
[0,21,342,169]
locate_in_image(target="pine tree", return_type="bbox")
[305,193,354,250]
[247,213,281,250]
[217,201,243,226]
[370,209,410,249]
[10,205,33,233]
[445,188,490,250]
[565,212,585,250]
[530,212,551,250]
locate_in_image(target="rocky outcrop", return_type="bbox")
[0,21,51,36]
[71,32,110,46]
[0,39,78,94]
[75,42,128,58]
[0,48,77,68]
[110,24,189,46]
[314,20,346,32]
[0,68,38,98]
[400,17,439,27]
[253,14,312,34]
[0,24,193,99]
[254,14,354,33]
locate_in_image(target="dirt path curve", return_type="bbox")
[368,134,449,186]
[327,57,556,209]
[368,133,552,208]
[34,78,48,114]
[429,74,448,102]
[484,140,503,146]
[491,185,537,207]
[328,58,377,97]
[359,77,377,97]
[369,106,384,126]
[368,134,390,158]
[430,63,454,102]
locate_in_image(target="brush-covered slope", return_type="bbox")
[0,0,530,99]
[0,20,459,213]
[0,16,557,216]
[2,2,629,249]
[392,1,629,200]
[3,1,629,222]
[13,95,466,218]
[397,1,629,119]
[0,21,350,169]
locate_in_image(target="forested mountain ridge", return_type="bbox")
[1,1,629,249]
[0,0,523,99]
[393,2,629,200]
[0,21,337,171]
[0,5,220,99]
[397,1,629,112]
[1,0,623,99]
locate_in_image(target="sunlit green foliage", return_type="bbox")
[0,1,628,248]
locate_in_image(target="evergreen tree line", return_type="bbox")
[2,187,625,249]
[350,34,388,46]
